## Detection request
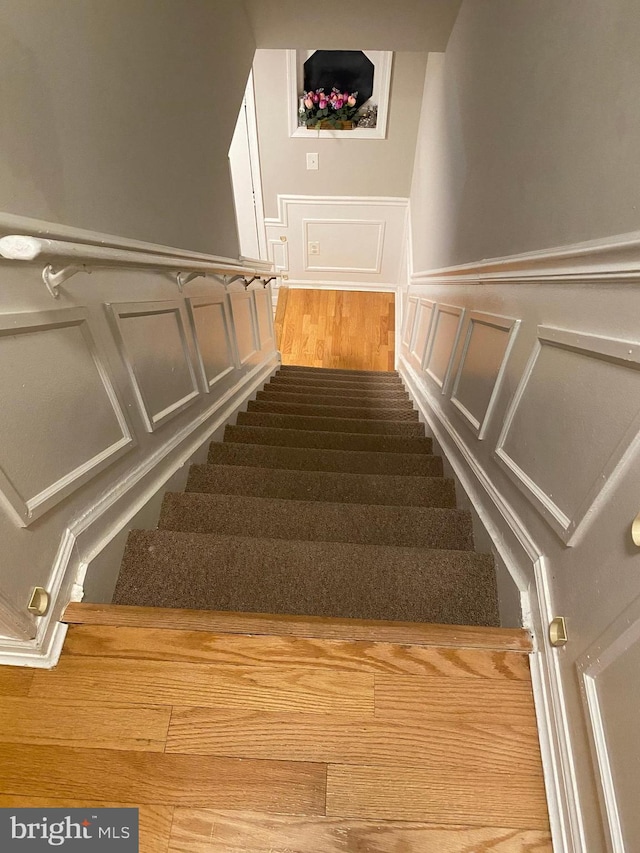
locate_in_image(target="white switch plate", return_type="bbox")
[306,152,319,170]
[308,241,320,255]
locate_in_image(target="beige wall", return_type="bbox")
[410,0,640,270]
[253,49,428,217]
[0,0,255,256]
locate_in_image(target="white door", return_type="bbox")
[229,72,267,261]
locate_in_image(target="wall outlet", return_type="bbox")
[308,241,320,255]
[306,152,319,170]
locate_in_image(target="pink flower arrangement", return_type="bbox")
[299,87,359,129]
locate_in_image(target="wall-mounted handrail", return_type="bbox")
[0,235,276,299]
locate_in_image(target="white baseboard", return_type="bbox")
[0,355,279,669]
[399,354,586,853]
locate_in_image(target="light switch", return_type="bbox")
[306,152,319,170]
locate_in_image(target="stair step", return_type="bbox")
[187,464,456,508]
[114,530,499,626]
[248,400,419,421]
[224,425,432,454]
[237,411,426,437]
[64,602,531,650]
[268,375,406,392]
[257,390,413,409]
[159,493,472,551]
[265,381,410,400]
[209,442,443,476]
[279,366,398,378]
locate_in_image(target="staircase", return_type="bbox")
[112,366,499,626]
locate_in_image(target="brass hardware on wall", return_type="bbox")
[27,586,50,617]
[632,510,640,546]
[549,616,568,647]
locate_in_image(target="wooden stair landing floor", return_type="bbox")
[0,606,550,853]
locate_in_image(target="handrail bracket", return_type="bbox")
[42,263,89,299]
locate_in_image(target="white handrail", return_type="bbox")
[0,235,272,277]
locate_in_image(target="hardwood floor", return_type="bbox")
[275,287,395,371]
[0,612,552,852]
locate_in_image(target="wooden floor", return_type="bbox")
[0,607,552,852]
[275,287,395,371]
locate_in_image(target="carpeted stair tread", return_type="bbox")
[236,411,426,436]
[247,400,419,421]
[264,382,410,401]
[114,530,499,626]
[159,492,473,551]
[224,425,432,454]
[268,375,406,392]
[279,366,398,378]
[186,464,457,508]
[257,390,414,409]
[209,441,443,476]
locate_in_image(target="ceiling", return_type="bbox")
[243,0,462,52]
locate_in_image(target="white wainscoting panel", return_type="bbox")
[0,308,133,526]
[450,311,520,440]
[230,290,259,364]
[424,304,465,392]
[253,287,274,349]
[409,299,435,364]
[264,195,408,287]
[577,593,640,853]
[496,326,640,542]
[186,295,236,392]
[107,300,201,433]
[402,296,418,348]
[303,219,385,274]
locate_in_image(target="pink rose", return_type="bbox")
[347,95,357,107]
[319,98,327,109]
[336,98,344,109]
[304,97,313,109]
[312,92,319,103]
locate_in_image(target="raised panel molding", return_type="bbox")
[402,296,418,347]
[302,219,385,273]
[409,298,435,364]
[577,594,640,852]
[253,287,274,349]
[186,295,235,392]
[0,308,134,527]
[229,290,259,365]
[496,326,640,543]
[268,239,289,273]
[107,300,200,433]
[450,311,520,440]
[424,303,465,393]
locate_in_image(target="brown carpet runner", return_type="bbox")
[112,366,499,626]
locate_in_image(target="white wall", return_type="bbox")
[410,0,640,270]
[0,0,255,256]
[245,0,462,52]
[254,50,428,218]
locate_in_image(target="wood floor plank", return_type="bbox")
[29,656,374,714]
[0,666,34,697]
[326,764,550,831]
[63,625,532,680]
[0,697,170,751]
[375,674,537,724]
[63,604,533,652]
[0,797,174,853]
[273,285,289,349]
[166,708,542,776]
[0,744,326,813]
[168,808,553,853]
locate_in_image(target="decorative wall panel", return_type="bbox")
[424,304,464,391]
[450,311,520,439]
[108,300,200,433]
[229,290,259,364]
[496,326,640,540]
[409,299,435,364]
[0,308,133,526]
[303,219,385,273]
[402,297,418,347]
[186,295,235,392]
[253,287,274,349]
